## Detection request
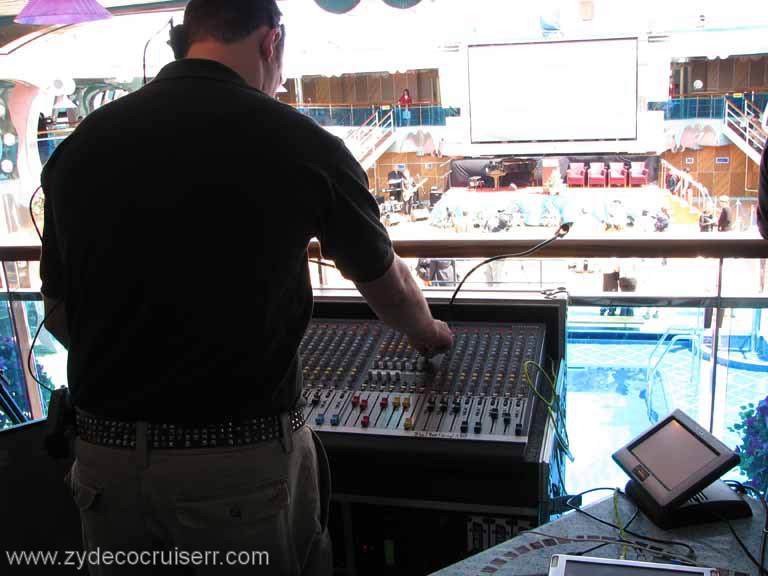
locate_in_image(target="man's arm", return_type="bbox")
[355,255,452,356]
[43,295,70,349]
[315,141,452,354]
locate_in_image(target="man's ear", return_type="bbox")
[260,27,281,62]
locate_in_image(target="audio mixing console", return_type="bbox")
[300,320,547,447]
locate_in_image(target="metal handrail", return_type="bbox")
[345,108,380,139]
[725,99,767,153]
[345,109,386,153]
[645,330,702,423]
[5,237,768,264]
[353,110,395,168]
[646,326,702,384]
[659,159,711,210]
[744,97,763,119]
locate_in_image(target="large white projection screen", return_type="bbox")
[468,38,638,143]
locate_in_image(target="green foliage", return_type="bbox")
[728,397,768,493]
[0,336,56,429]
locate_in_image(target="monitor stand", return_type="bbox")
[625,479,753,529]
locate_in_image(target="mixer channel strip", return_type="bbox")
[299,320,547,443]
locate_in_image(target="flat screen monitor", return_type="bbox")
[612,409,739,510]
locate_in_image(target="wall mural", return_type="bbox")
[663,122,727,152]
[0,82,20,181]
[75,79,136,118]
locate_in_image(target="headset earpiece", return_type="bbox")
[168,24,188,60]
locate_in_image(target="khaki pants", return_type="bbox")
[65,425,332,575]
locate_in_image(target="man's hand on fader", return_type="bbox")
[410,319,454,358]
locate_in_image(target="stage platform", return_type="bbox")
[430,185,669,230]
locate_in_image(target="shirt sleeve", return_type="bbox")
[316,143,394,283]
[39,163,66,299]
[759,146,768,239]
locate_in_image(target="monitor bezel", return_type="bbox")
[612,409,739,509]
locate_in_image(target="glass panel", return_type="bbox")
[22,299,68,413]
[716,307,768,490]
[721,258,768,297]
[565,305,715,503]
[296,104,452,127]
[0,261,67,429]
[664,96,728,120]
[0,296,32,429]
[310,257,720,298]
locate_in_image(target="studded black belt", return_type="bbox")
[75,408,305,450]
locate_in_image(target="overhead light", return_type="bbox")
[382,0,422,7]
[14,0,111,25]
[314,0,360,14]
[53,95,77,109]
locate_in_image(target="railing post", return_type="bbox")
[316,259,326,287]
[708,257,724,434]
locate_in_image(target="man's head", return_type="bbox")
[183,0,285,96]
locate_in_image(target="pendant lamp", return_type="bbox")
[382,0,422,8]
[14,0,112,25]
[314,0,360,14]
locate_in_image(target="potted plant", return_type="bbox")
[729,396,768,493]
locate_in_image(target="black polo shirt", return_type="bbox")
[40,59,393,423]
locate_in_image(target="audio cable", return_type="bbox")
[22,186,58,394]
[143,18,175,85]
[446,222,573,320]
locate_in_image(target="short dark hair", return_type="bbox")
[184,0,282,44]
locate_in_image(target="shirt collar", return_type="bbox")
[153,58,249,87]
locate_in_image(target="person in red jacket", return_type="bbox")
[398,88,413,126]
[398,88,412,108]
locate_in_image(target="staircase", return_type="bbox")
[723,96,767,166]
[659,159,712,222]
[344,109,396,171]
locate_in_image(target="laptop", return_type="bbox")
[547,555,719,576]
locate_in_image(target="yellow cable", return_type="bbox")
[613,489,629,559]
[522,360,574,462]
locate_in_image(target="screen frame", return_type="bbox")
[612,409,739,509]
[547,554,718,576]
[466,37,639,144]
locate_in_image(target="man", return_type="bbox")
[759,144,768,238]
[416,259,456,287]
[698,203,716,233]
[40,1,452,574]
[717,195,733,232]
